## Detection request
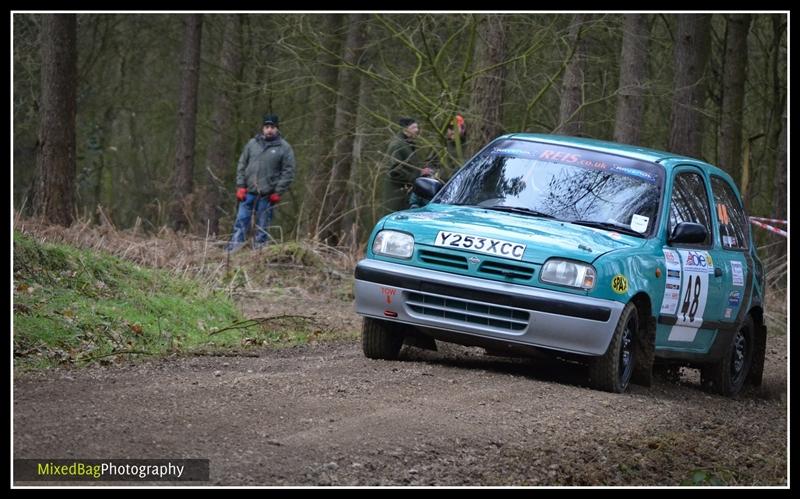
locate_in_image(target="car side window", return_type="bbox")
[668,171,712,247]
[710,176,750,250]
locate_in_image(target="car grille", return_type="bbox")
[418,249,468,270]
[478,260,535,281]
[405,291,529,331]
[418,248,535,282]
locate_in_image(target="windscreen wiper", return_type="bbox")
[483,206,557,219]
[570,220,644,237]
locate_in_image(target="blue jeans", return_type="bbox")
[229,193,273,246]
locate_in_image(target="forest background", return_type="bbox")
[12,12,787,265]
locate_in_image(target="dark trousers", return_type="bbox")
[230,193,273,245]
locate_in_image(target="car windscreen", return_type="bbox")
[433,139,665,237]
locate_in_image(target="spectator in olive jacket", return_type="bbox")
[381,117,427,215]
[225,114,295,251]
[409,114,467,209]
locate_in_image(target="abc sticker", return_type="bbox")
[611,274,628,294]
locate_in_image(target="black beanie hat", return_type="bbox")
[263,114,279,126]
[397,117,417,128]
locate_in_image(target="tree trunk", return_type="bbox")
[204,15,242,237]
[668,14,712,158]
[33,14,77,227]
[557,14,590,136]
[320,13,367,246]
[342,57,374,249]
[717,14,752,177]
[308,14,344,239]
[613,14,650,145]
[469,14,508,153]
[170,14,203,232]
[765,15,787,223]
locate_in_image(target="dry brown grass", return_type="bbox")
[758,240,788,335]
[13,210,360,295]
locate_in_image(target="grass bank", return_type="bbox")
[13,231,248,370]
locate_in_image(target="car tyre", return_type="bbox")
[589,302,637,393]
[362,317,404,360]
[701,316,754,397]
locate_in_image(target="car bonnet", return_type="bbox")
[382,204,644,264]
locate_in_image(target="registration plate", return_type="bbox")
[434,231,526,260]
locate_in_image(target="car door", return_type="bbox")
[657,167,722,354]
[709,175,752,328]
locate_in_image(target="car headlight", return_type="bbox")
[540,259,596,290]
[372,230,414,259]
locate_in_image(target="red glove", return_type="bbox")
[236,187,247,201]
[269,193,281,204]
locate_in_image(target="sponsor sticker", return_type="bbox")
[683,250,714,274]
[728,290,742,308]
[611,166,657,183]
[631,214,649,233]
[434,231,526,260]
[660,249,682,314]
[538,149,581,163]
[663,290,681,306]
[724,308,733,319]
[730,260,745,287]
[611,274,629,294]
[493,147,537,158]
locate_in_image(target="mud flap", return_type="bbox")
[746,323,767,387]
[632,317,656,387]
[403,332,438,351]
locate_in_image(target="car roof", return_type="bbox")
[504,133,729,177]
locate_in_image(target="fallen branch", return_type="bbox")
[209,314,320,336]
[80,349,150,363]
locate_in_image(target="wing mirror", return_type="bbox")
[413,176,444,200]
[669,222,708,245]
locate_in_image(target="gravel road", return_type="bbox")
[13,331,787,486]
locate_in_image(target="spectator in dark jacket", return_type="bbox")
[226,114,295,251]
[381,117,425,215]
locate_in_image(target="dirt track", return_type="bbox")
[13,332,787,486]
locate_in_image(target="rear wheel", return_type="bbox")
[701,316,754,397]
[362,317,404,360]
[589,302,638,393]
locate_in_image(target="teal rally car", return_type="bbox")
[354,134,767,396]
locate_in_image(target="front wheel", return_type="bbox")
[701,316,754,397]
[362,317,404,360]
[589,302,638,393]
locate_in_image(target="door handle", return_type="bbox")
[714,267,723,278]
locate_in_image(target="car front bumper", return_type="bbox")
[354,259,625,356]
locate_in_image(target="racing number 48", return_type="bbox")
[681,275,702,322]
